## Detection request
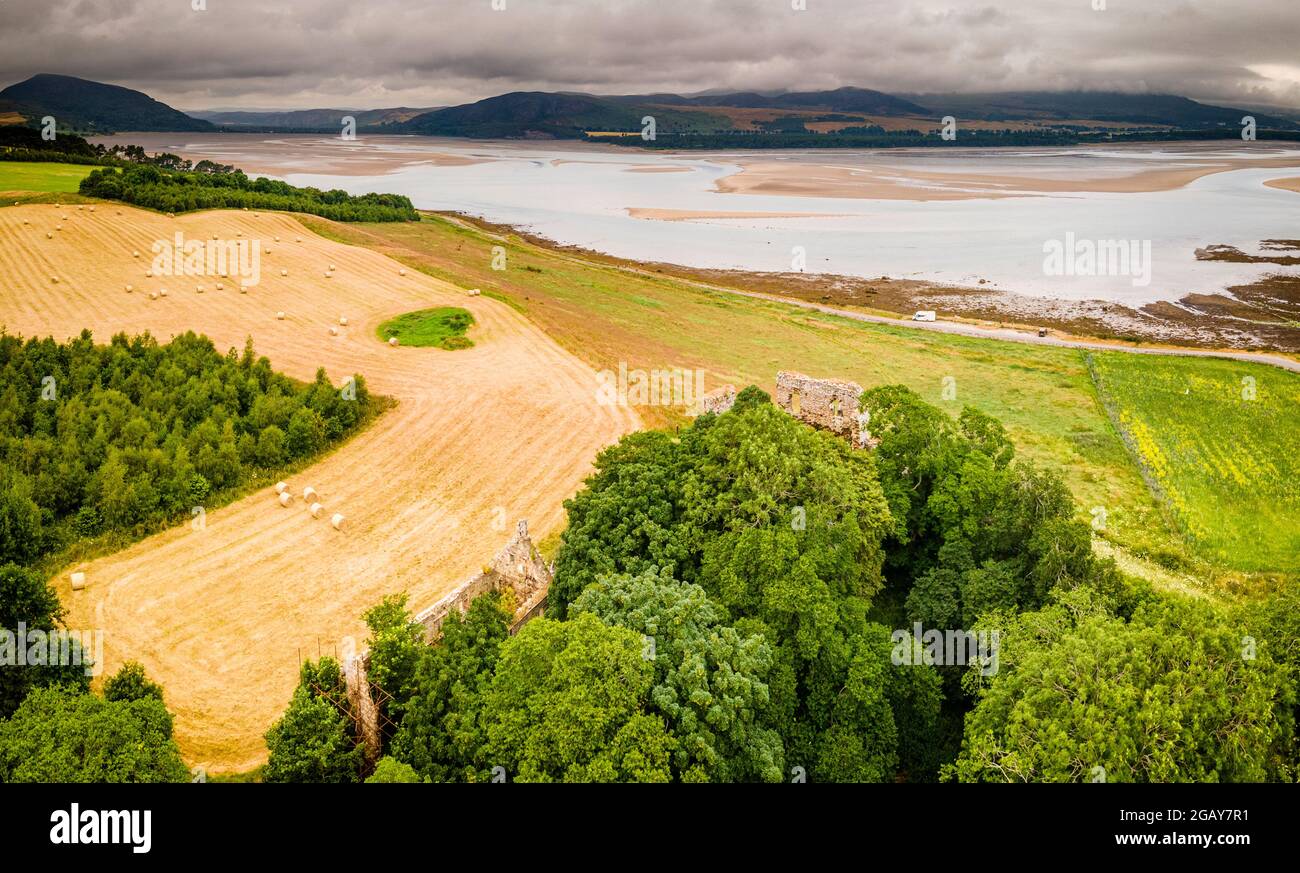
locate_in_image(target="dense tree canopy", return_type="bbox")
[392,593,511,782]
[953,588,1294,782]
[80,165,418,221]
[571,569,784,782]
[0,563,89,717]
[548,395,936,782]
[263,657,362,784]
[861,385,1126,624]
[0,330,376,566]
[479,613,675,783]
[0,666,188,783]
[261,383,1296,784]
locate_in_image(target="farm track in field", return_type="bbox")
[0,203,641,772]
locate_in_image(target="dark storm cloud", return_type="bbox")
[0,0,1297,110]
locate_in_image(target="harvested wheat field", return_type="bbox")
[0,202,641,773]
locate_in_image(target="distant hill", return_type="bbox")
[903,91,1296,129]
[193,106,439,130]
[400,91,727,138]
[404,86,1299,140]
[0,74,215,133]
[4,74,1294,143]
[399,87,925,138]
[625,86,930,116]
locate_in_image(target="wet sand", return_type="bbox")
[715,152,1300,201]
[1265,177,1300,193]
[627,207,847,221]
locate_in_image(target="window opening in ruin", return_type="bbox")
[791,389,802,415]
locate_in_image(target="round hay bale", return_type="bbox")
[276,311,286,320]
[145,270,153,277]
[212,234,218,240]
[216,282,224,290]
[328,263,335,271]
[89,206,95,212]
[125,284,133,293]
[329,326,338,336]
[264,247,271,255]
[77,206,83,211]
[310,502,323,519]
[280,269,287,277]
[160,288,168,297]
[303,486,318,502]
[196,285,204,294]
[274,236,280,242]
[274,481,288,494]
[132,250,140,258]
[149,291,157,300]
[388,336,399,347]
[338,316,348,326]
[50,276,58,283]
[399,268,406,276]
[278,492,292,507]
[55,225,62,231]
[236,231,243,237]
[330,513,346,531]
[324,272,332,278]
[240,285,248,294]
[45,232,52,239]
[296,236,302,243]
[70,571,87,591]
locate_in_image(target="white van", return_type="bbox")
[912,310,937,322]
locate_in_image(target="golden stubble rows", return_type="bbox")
[0,203,641,772]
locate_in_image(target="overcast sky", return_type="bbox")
[1,0,1298,111]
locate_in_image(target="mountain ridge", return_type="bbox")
[0,74,214,133]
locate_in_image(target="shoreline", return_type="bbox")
[434,210,1300,361]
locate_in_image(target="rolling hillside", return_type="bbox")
[0,74,215,133]
[902,90,1296,128]
[193,106,439,130]
[400,91,727,137]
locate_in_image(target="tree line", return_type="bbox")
[0,330,378,569]
[79,164,419,221]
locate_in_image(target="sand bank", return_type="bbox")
[716,154,1300,201]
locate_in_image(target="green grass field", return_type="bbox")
[304,217,1208,574]
[376,307,475,349]
[244,213,1300,586]
[1089,352,1300,573]
[0,161,96,194]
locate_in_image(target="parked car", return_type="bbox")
[912,310,937,322]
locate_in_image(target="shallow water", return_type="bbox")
[103,134,1300,304]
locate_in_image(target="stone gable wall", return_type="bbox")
[775,370,869,447]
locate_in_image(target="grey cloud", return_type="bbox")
[0,0,1297,110]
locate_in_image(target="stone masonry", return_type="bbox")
[775,371,871,448]
[343,519,553,766]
